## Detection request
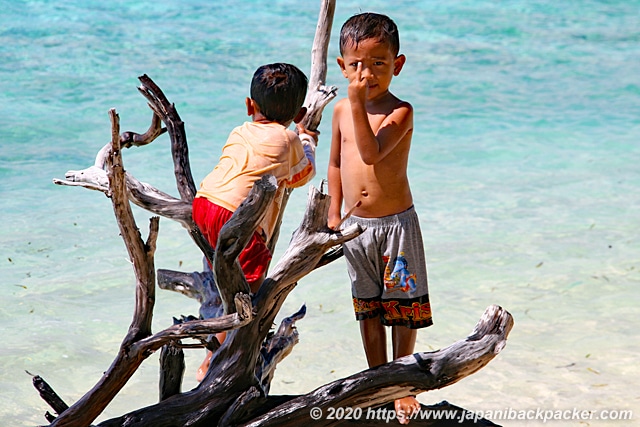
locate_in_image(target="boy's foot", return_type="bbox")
[196,350,213,382]
[395,396,420,424]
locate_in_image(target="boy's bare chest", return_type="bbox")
[341,110,387,136]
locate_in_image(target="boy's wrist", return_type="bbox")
[348,89,366,105]
[349,96,367,115]
[296,124,319,143]
[299,132,317,147]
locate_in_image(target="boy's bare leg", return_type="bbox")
[392,325,420,424]
[196,274,264,382]
[392,325,417,360]
[196,331,226,382]
[195,350,213,382]
[359,316,388,367]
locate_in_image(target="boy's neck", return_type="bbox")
[252,112,277,125]
[252,114,290,127]
[364,89,398,112]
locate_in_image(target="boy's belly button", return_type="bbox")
[361,190,368,197]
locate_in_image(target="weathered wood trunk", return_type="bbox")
[40,1,514,426]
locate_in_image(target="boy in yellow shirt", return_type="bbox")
[193,62,317,381]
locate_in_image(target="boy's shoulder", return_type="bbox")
[378,94,414,126]
[233,121,297,148]
[386,91,413,110]
[332,98,351,123]
[334,97,350,110]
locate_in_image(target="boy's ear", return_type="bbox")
[246,97,256,116]
[393,54,406,76]
[337,57,348,78]
[293,107,307,124]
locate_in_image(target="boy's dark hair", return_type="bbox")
[339,13,400,56]
[250,63,308,124]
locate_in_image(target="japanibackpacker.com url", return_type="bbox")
[411,407,634,424]
[308,406,634,423]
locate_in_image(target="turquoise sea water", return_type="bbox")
[2,1,639,425]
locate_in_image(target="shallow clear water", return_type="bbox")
[1,1,639,425]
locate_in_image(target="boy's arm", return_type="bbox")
[297,124,319,174]
[287,125,318,188]
[327,103,344,229]
[349,63,413,165]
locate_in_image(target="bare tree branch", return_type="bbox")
[214,175,277,315]
[136,74,196,202]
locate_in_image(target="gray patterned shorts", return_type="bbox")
[342,206,433,329]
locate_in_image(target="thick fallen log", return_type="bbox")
[241,304,512,426]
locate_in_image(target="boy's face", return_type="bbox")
[337,38,405,101]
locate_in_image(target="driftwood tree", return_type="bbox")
[38,1,514,426]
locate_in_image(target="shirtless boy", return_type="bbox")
[327,13,432,424]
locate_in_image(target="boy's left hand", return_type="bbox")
[296,123,320,144]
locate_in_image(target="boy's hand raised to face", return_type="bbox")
[348,62,369,104]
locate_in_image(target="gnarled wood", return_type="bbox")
[48,110,160,427]
[137,74,196,202]
[157,265,223,320]
[89,184,365,427]
[243,305,513,426]
[38,2,512,426]
[54,143,194,228]
[159,342,184,401]
[214,174,277,315]
[120,112,166,148]
[256,304,307,393]
[54,74,210,256]
[31,374,69,422]
[301,0,338,133]
[46,110,253,427]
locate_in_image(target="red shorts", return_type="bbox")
[192,197,272,288]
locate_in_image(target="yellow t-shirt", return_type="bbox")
[196,121,315,240]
